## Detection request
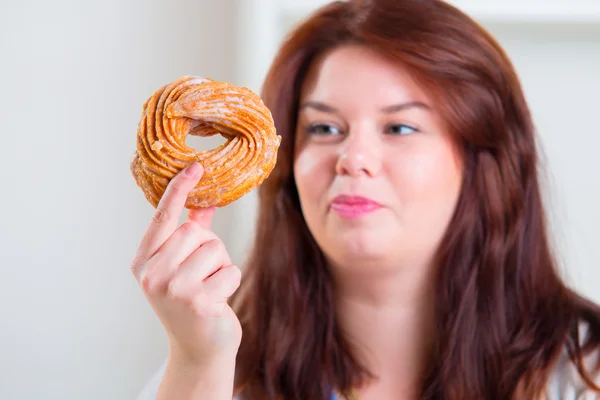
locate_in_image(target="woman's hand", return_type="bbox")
[131,162,242,368]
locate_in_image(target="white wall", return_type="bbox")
[0,1,598,399]
[0,1,239,399]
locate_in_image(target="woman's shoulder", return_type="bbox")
[545,321,600,399]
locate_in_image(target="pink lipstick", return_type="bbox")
[330,195,382,219]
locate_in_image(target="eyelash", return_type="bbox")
[306,123,419,136]
[385,124,419,135]
[306,123,342,136]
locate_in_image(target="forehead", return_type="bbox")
[299,44,430,107]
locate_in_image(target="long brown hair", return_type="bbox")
[230,0,600,398]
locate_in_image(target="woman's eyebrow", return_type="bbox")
[299,101,340,115]
[299,100,431,114]
[380,101,431,113]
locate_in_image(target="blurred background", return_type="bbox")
[0,0,598,399]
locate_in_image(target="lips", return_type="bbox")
[330,195,382,219]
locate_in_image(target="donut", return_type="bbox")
[130,75,281,208]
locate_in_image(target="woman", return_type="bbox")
[132,0,600,398]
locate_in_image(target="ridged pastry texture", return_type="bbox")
[131,75,281,208]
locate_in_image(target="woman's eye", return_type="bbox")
[307,123,341,136]
[387,124,418,135]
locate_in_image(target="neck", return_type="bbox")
[332,263,436,398]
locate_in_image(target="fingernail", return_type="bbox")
[184,162,202,177]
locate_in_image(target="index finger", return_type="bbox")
[137,162,204,261]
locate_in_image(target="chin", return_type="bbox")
[331,235,391,263]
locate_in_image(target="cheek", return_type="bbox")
[293,148,332,202]
[294,150,320,180]
[389,141,463,206]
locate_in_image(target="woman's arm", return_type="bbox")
[130,164,243,400]
[137,357,238,400]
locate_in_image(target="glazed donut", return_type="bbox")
[130,75,281,208]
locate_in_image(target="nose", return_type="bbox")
[335,131,382,177]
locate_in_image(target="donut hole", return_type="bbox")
[185,120,230,152]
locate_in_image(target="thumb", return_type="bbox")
[187,206,216,229]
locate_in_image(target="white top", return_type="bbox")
[136,355,599,400]
[545,348,600,399]
[137,326,600,400]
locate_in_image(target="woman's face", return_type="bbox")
[293,44,463,275]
